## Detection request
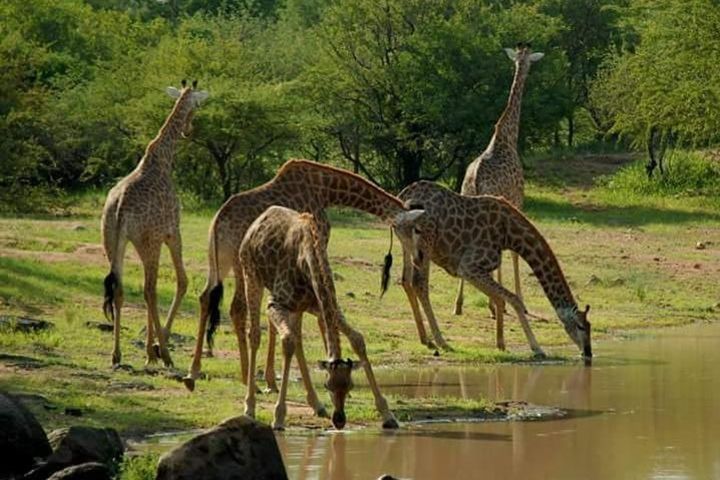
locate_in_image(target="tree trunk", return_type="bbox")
[567,112,575,148]
[398,148,422,188]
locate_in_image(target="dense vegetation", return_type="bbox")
[1,0,718,211]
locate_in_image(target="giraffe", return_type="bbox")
[240,206,423,429]
[184,159,418,391]
[454,43,544,331]
[396,181,592,361]
[101,80,209,367]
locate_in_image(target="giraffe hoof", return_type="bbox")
[382,418,400,430]
[424,341,437,350]
[111,352,121,367]
[272,424,286,431]
[182,376,196,392]
[452,305,462,316]
[440,343,453,352]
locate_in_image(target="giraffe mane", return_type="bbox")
[145,87,193,157]
[276,159,404,208]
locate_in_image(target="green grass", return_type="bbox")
[1,152,719,457]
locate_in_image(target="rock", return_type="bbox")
[0,316,54,333]
[64,408,83,417]
[71,224,87,232]
[695,241,707,250]
[46,426,124,468]
[156,416,288,480]
[0,391,52,477]
[47,462,111,480]
[378,476,400,480]
[345,292,356,299]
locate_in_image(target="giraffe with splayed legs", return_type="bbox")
[454,43,544,348]
[101,80,208,368]
[183,160,428,391]
[240,206,423,429]
[397,181,592,361]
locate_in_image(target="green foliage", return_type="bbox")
[599,151,720,198]
[591,0,720,148]
[119,454,159,480]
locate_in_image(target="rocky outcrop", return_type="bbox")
[46,462,112,480]
[24,426,124,479]
[0,391,52,477]
[156,416,288,480]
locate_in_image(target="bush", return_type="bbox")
[598,151,720,197]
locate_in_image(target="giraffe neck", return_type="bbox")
[493,60,530,149]
[275,160,405,222]
[141,90,193,171]
[506,209,578,319]
[300,214,343,359]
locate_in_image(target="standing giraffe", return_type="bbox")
[454,43,544,336]
[241,206,423,429]
[397,181,592,360]
[102,80,208,367]
[184,160,415,391]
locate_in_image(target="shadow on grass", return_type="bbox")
[525,196,720,227]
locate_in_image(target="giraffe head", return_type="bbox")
[318,358,362,429]
[559,304,592,363]
[504,42,544,68]
[165,79,209,137]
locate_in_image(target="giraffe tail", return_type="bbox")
[103,271,118,323]
[206,282,224,349]
[380,229,393,297]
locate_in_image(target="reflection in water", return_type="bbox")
[276,324,720,479]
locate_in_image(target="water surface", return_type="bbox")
[276,323,720,479]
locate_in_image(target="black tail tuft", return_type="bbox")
[206,282,224,348]
[103,271,117,323]
[380,252,393,297]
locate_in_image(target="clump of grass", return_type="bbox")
[599,150,720,198]
[119,454,159,480]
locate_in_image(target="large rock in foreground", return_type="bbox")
[24,426,124,479]
[47,462,112,480]
[156,416,288,480]
[0,391,52,477]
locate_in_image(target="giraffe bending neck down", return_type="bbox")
[397,181,591,361]
[184,159,412,391]
[101,80,208,368]
[454,43,544,322]
[240,206,424,429]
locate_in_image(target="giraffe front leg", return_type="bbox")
[184,285,210,391]
[140,245,172,367]
[414,253,452,351]
[243,270,263,418]
[293,314,328,418]
[400,247,434,349]
[231,268,249,385]
[268,305,298,431]
[453,279,465,316]
[338,317,398,429]
[264,321,279,393]
[512,252,523,301]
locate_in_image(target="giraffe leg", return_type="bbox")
[139,242,173,367]
[293,314,328,418]
[465,271,545,357]
[400,247,434,349]
[264,321,278,393]
[185,281,211,391]
[453,279,464,316]
[267,304,298,431]
[231,270,249,385]
[336,313,398,429]
[242,269,263,418]
[414,253,451,351]
[316,313,328,354]
[512,252,523,301]
[109,241,127,368]
[162,232,188,343]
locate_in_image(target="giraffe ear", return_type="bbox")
[192,90,209,104]
[504,48,517,61]
[529,52,545,63]
[166,86,181,99]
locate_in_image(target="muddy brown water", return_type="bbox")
[135,323,720,479]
